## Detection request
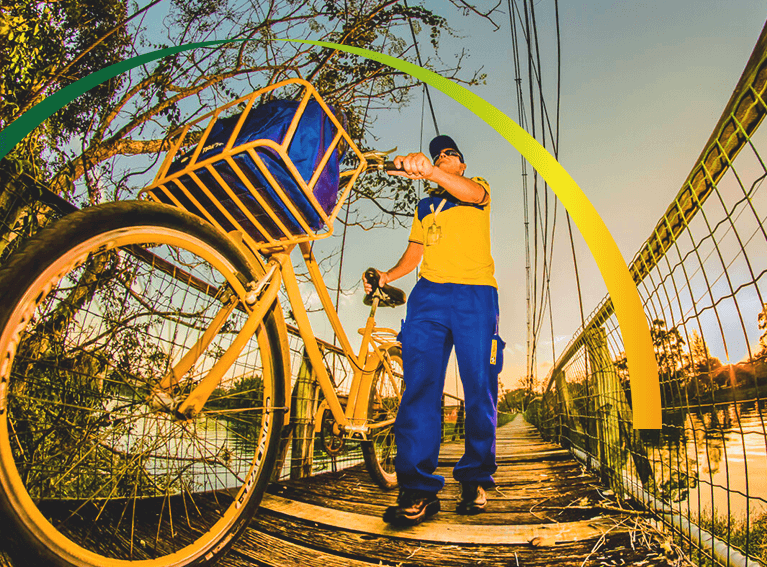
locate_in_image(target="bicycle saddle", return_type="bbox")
[363,268,407,308]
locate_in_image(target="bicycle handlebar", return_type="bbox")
[364,160,402,173]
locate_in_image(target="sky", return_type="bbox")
[301,1,767,393]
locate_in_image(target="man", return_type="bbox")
[364,135,501,527]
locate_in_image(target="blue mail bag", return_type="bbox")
[154,99,345,242]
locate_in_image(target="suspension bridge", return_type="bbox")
[2,8,767,567]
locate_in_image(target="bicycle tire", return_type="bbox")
[0,201,285,566]
[361,345,402,490]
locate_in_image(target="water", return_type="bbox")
[652,399,767,522]
[117,412,260,491]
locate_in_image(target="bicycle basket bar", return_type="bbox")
[141,78,367,251]
[205,159,291,239]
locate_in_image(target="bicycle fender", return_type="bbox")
[270,301,292,426]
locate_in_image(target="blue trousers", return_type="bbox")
[394,278,499,493]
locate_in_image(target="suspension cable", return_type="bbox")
[403,0,440,136]
[333,13,395,311]
[508,0,532,387]
[509,0,575,387]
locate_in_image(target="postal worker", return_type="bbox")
[363,135,502,527]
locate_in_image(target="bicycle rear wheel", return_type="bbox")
[0,201,285,566]
[362,345,402,490]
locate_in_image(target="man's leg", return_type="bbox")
[394,279,454,493]
[451,284,499,487]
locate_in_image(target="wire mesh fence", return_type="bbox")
[537,23,767,567]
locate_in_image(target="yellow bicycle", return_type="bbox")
[0,79,405,566]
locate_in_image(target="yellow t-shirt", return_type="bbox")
[408,177,497,287]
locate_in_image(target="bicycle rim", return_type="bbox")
[0,208,282,565]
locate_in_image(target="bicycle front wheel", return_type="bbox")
[0,201,285,566]
[362,345,402,490]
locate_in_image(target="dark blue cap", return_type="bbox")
[429,135,464,163]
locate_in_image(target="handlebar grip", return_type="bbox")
[383,160,402,172]
[364,268,380,291]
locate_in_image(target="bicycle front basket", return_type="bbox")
[143,79,365,249]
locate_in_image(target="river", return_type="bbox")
[653,398,767,522]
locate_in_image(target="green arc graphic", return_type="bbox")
[0,39,661,428]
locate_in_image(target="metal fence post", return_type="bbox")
[290,349,320,479]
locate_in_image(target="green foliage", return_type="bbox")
[497,411,516,428]
[0,0,497,271]
[524,396,543,428]
[651,319,686,378]
[0,0,129,131]
[1,1,131,260]
[498,386,528,414]
[758,303,767,359]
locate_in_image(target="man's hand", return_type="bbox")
[363,269,390,294]
[387,152,434,180]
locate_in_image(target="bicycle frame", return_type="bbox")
[165,237,399,439]
[276,241,401,438]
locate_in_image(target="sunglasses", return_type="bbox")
[437,149,461,159]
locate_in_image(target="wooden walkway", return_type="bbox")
[223,417,678,566]
[0,417,679,566]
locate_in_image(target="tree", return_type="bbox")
[651,319,686,378]
[519,373,537,409]
[613,351,629,388]
[1,1,499,260]
[498,386,527,414]
[686,330,721,374]
[1,0,132,258]
[758,303,767,360]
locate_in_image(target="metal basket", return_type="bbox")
[142,78,366,252]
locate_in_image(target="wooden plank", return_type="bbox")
[247,509,671,567]
[0,419,671,567]
[267,482,608,523]
[260,494,616,544]
[265,490,602,524]
[226,529,386,567]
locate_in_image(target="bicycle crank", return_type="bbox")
[320,408,345,455]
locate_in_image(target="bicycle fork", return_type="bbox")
[148,259,283,419]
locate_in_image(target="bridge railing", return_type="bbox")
[538,22,767,567]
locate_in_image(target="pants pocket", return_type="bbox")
[489,334,505,375]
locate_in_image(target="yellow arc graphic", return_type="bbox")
[286,39,661,428]
[1,35,660,428]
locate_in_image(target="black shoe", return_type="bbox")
[383,488,440,527]
[456,482,487,515]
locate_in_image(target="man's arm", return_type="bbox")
[363,241,423,293]
[428,168,487,204]
[390,153,488,204]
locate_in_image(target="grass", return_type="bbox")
[497,411,517,428]
[685,508,767,565]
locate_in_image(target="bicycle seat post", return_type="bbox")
[357,293,382,366]
[368,292,381,317]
